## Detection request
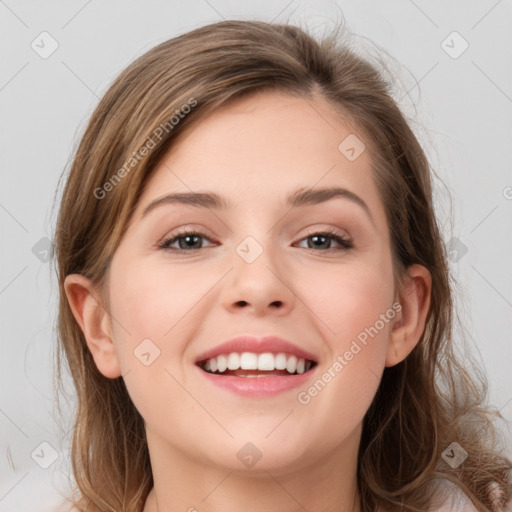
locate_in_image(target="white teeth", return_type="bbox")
[240,352,258,370]
[274,353,287,370]
[217,354,228,372]
[201,352,314,375]
[257,353,275,371]
[286,355,297,374]
[227,353,240,370]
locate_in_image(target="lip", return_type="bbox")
[194,335,318,364]
[195,364,317,397]
[194,335,318,398]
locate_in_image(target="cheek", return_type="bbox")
[106,258,223,412]
[292,259,394,420]
[297,256,395,346]
[108,259,211,354]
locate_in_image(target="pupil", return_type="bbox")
[310,235,328,249]
[180,235,200,249]
[177,234,331,250]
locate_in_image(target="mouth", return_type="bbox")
[194,335,319,396]
[197,352,318,377]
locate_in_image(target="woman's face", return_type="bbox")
[99,90,398,473]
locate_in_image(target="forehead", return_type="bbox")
[134,89,386,222]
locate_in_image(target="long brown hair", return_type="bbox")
[52,19,512,512]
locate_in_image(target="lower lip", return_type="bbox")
[196,365,316,397]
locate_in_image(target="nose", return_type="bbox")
[221,236,296,317]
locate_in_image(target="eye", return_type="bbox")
[295,229,353,252]
[158,229,216,252]
[158,228,353,253]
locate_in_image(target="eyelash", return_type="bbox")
[158,228,353,253]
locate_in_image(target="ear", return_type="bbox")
[63,274,122,379]
[385,264,432,367]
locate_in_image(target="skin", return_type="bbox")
[65,89,431,512]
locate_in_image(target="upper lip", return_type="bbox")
[194,335,318,364]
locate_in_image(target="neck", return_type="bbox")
[143,424,363,512]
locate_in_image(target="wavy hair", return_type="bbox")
[52,19,512,512]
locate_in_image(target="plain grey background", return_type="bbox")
[1,1,511,510]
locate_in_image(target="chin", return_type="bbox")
[199,434,316,475]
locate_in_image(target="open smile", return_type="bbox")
[196,351,318,397]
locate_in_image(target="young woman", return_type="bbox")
[53,19,511,512]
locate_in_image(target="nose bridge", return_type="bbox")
[233,230,281,286]
[222,227,295,313]
[230,207,279,268]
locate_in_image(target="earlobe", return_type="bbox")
[63,274,122,379]
[385,264,432,367]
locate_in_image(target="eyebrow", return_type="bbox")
[141,186,375,225]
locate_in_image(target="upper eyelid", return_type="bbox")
[162,226,350,239]
[160,228,352,248]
